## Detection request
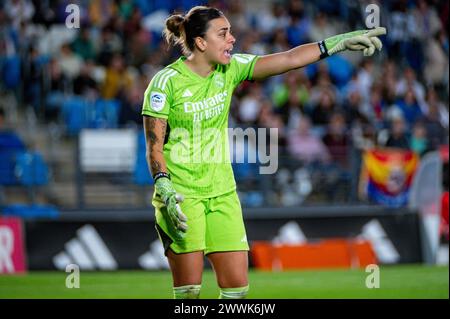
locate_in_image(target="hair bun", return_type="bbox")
[166,14,185,38]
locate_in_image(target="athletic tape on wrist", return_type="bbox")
[318,41,329,59]
[154,172,171,182]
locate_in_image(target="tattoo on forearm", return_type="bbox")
[145,117,167,175]
[151,159,162,174]
[146,117,158,145]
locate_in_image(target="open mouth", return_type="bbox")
[224,49,232,58]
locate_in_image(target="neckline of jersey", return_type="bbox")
[178,56,217,81]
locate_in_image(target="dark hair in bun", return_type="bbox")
[163,6,224,55]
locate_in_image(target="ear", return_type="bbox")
[195,37,207,52]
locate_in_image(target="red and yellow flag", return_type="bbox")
[361,148,419,207]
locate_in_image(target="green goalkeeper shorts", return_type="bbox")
[152,190,249,255]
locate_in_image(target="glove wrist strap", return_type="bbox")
[154,172,171,183]
[318,41,329,59]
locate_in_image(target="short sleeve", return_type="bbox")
[141,68,178,119]
[229,53,259,86]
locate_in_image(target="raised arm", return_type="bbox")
[252,27,386,81]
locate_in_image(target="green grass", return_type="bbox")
[0,265,448,299]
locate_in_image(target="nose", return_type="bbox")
[228,34,236,44]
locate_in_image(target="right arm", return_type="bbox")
[143,115,168,176]
[144,115,188,235]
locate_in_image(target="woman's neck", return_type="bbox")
[185,54,215,78]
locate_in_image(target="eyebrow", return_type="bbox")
[217,27,231,32]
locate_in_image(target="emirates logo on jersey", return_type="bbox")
[183,91,228,113]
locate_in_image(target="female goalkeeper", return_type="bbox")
[142,6,385,299]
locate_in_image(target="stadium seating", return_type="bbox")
[62,97,121,135]
[1,55,21,90]
[62,96,90,136]
[14,151,50,186]
[0,131,26,185]
[1,203,59,219]
[91,99,121,129]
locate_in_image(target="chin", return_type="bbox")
[218,57,232,65]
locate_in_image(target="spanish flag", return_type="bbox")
[361,149,419,207]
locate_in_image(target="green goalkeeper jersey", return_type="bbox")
[142,54,259,198]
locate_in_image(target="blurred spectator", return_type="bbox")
[410,121,430,156]
[322,112,350,168]
[410,0,442,42]
[422,96,448,149]
[352,122,377,152]
[88,0,118,28]
[380,60,399,107]
[423,87,449,129]
[71,29,96,61]
[101,54,133,100]
[271,70,310,128]
[308,12,335,43]
[257,99,287,148]
[287,116,331,164]
[310,89,336,126]
[269,28,291,53]
[31,1,58,27]
[4,0,35,29]
[387,0,411,63]
[396,67,426,110]
[237,83,264,125]
[97,26,124,66]
[239,32,267,56]
[286,0,311,46]
[394,88,423,128]
[308,63,339,106]
[364,83,385,127]
[57,43,83,80]
[343,89,371,128]
[254,1,290,36]
[226,0,251,38]
[73,61,98,98]
[44,58,70,121]
[356,59,375,103]
[128,24,152,67]
[118,0,135,21]
[23,45,44,111]
[384,116,410,150]
[118,81,145,127]
[424,29,449,87]
[123,7,143,40]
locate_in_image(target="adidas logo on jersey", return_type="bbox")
[182,89,193,97]
[53,225,118,270]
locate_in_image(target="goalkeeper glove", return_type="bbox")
[154,174,188,238]
[318,27,387,58]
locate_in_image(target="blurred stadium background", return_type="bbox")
[0,0,448,298]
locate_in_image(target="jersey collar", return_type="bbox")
[177,56,218,81]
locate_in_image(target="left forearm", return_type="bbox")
[287,42,322,70]
[252,43,321,80]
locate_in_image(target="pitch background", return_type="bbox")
[1,265,447,299]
